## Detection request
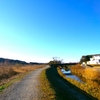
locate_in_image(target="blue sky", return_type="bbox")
[0,0,100,63]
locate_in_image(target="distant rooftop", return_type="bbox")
[86,54,100,56]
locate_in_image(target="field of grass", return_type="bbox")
[57,64,100,100]
[0,64,45,92]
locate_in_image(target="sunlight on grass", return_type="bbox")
[57,65,100,100]
[0,64,44,92]
[40,70,56,100]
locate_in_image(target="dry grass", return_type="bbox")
[57,65,100,99]
[13,65,45,73]
[0,64,45,86]
[71,64,85,77]
[71,64,100,80]
[0,67,17,80]
[87,64,100,67]
[84,68,100,80]
[39,69,56,100]
[40,67,69,100]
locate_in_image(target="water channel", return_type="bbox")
[61,69,84,83]
[61,68,100,99]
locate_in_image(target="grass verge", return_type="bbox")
[57,66,99,100]
[39,69,56,100]
[0,65,45,92]
[39,66,75,100]
[0,71,30,92]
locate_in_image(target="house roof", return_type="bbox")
[93,54,100,56]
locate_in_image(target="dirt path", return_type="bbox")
[0,65,49,100]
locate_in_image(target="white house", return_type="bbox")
[87,55,100,65]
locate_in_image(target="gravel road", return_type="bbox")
[0,65,49,100]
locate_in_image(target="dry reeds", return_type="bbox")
[0,67,17,80]
[84,68,100,80]
[58,65,100,99]
[0,65,44,81]
[71,64,85,77]
[70,64,100,80]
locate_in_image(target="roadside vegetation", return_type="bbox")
[71,64,100,80]
[40,66,71,100]
[0,64,44,92]
[39,69,56,100]
[57,64,100,99]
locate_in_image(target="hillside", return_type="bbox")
[0,58,40,65]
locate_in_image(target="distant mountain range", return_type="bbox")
[0,58,40,65]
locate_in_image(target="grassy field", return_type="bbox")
[0,64,45,92]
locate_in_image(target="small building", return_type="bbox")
[81,62,87,67]
[87,55,100,65]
